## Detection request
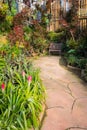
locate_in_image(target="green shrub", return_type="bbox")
[77,37,87,57]
[0,44,22,59]
[67,49,76,55]
[66,53,87,69]
[0,3,13,32]
[0,3,8,22]
[77,58,87,69]
[23,26,33,34]
[32,37,48,53]
[66,38,78,49]
[0,20,12,32]
[67,54,78,66]
[47,31,65,43]
[23,26,32,44]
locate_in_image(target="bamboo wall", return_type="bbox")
[47,0,61,31]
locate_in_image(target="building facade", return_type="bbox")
[47,0,87,31]
[78,0,87,30]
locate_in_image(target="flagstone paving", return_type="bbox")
[34,56,87,130]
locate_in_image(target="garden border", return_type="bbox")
[30,104,46,130]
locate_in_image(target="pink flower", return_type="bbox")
[27,76,32,86]
[22,71,25,77]
[28,76,32,82]
[1,83,5,91]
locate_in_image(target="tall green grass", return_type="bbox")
[0,55,46,130]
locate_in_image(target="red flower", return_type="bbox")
[28,76,32,82]
[1,83,5,91]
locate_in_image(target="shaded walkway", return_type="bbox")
[34,56,87,130]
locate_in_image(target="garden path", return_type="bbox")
[34,56,87,130]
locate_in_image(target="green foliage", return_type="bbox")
[0,54,46,129]
[35,1,51,26]
[47,31,65,43]
[0,20,12,32]
[77,59,87,69]
[0,3,13,32]
[6,15,13,26]
[0,2,49,55]
[23,26,33,34]
[0,44,22,59]
[0,57,6,78]
[0,3,8,21]
[10,1,17,16]
[66,38,78,49]
[67,49,76,55]
[23,26,32,43]
[32,37,48,53]
[64,36,87,69]
[65,48,87,69]
[77,37,87,53]
[23,22,49,54]
[67,54,77,66]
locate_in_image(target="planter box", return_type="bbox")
[67,64,81,76]
[81,69,87,81]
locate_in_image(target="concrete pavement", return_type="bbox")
[34,56,87,130]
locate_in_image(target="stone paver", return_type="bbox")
[34,56,87,130]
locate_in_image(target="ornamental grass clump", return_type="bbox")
[0,57,46,130]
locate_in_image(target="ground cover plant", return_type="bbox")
[0,53,46,130]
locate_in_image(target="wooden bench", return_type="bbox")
[49,43,62,55]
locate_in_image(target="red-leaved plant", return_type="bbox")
[13,8,29,26]
[8,25,24,45]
